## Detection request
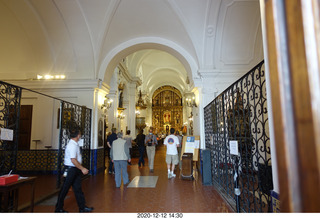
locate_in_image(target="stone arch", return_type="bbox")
[98,37,199,87]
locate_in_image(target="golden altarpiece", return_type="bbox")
[152,86,183,134]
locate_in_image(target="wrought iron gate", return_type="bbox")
[0,82,22,175]
[204,61,273,212]
[56,101,92,188]
[0,81,92,189]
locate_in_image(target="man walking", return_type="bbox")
[107,128,117,174]
[111,132,131,188]
[55,125,93,213]
[124,130,133,165]
[144,128,158,172]
[164,128,180,178]
[135,129,146,167]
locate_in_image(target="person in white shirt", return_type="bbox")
[55,125,93,213]
[124,130,134,165]
[144,128,158,173]
[164,128,180,178]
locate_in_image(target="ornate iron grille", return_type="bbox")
[0,82,21,175]
[56,101,92,188]
[204,61,273,212]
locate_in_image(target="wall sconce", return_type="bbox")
[117,108,125,119]
[101,95,113,110]
[185,95,197,107]
[117,112,125,120]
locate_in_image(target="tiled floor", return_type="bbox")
[23,145,233,213]
[127,176,159,188]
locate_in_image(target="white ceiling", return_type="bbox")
[0,0,263,95]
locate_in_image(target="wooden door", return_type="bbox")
[18,105,33,150]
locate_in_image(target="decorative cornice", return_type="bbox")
[3,79,104,91]
[118,62,142,87]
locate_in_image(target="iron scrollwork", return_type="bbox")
[56,102,92,188]
[204,61,273,212]
[0,82,22,175]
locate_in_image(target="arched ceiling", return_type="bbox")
[126,50,188,95]
[0,0,263,94]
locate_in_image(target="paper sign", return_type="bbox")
[229,140,239,156]
[210,135,213,145]
[0,128,13,141]
[194,140,200,149]
[185,136,195,153]
[78,138,84,147]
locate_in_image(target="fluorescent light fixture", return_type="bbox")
[36,74,66,80]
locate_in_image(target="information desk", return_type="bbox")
[0,176,36,212]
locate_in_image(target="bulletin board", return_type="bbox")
[180,136,200,161]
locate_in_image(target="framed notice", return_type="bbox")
[0,128,13,141]
[229,140,239,156]
[181,135,200,161]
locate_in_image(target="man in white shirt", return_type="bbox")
[55,125,93,213]
[124,130,134,165]
[164,128,180,178]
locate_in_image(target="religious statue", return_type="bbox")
[119,90,123,108]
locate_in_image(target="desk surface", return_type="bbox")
[0,176,36,189]
[0,176,37,212]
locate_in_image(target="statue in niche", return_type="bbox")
[118,90,123,108]
[176,113,180,124]
[163,111,171,123]
[118,82,124,109]
[176,98,180,106]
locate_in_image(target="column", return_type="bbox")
[127,83,137,136]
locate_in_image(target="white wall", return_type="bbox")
[12,79,105,150]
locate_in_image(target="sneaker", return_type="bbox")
[171,173,176,178]
[55,209,68,213]
[168,172,172,179]
[79,206,94,213]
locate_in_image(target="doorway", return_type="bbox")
[18,105,33,150]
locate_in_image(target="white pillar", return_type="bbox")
[260,0,279,194]
[195,87,205,149]
[107,91,118,132]
[127,83,137,136]
[91,89,99,150]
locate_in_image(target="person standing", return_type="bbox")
[104,132,112,169]
[107,128,117,174]
[145,128,158,173]
[110,132,131,188]
[164,128,180,178]
[124,130,133,165]
[55,125,93,213]
[135,129,146,167]
[175,130,183,169]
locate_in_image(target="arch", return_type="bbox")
[152,85,182,99]
[98,37,199,86]
[144,67,186,93]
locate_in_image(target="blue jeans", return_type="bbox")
[138,146,145,166]
[114,160,129,187]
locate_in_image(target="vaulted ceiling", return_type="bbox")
[0,0,263,96]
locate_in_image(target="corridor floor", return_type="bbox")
[32,145,233,213]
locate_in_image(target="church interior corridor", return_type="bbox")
[19,144,232,213]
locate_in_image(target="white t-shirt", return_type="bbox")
[124,135,133,149]
[64,139,82,167]
[164,134,180,155]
